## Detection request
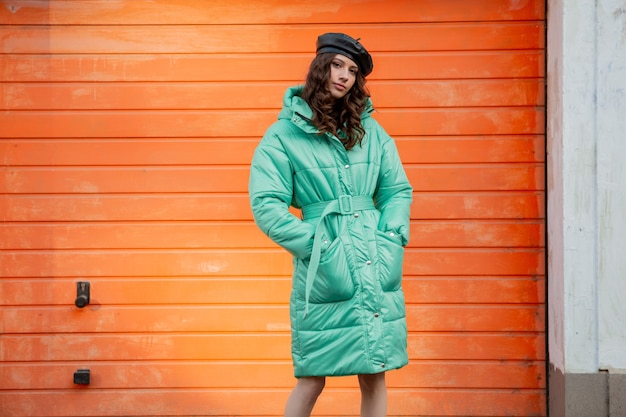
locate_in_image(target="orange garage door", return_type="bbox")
[0,1,546,416]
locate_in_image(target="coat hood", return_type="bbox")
[277,85,374,133]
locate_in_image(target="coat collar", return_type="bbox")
[278,85,374,135]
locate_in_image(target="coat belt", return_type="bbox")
[300,195,376,316]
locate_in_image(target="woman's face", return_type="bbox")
[327,54,358,99]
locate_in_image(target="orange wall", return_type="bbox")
[0,1,546,416]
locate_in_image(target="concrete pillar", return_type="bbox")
[547,0,626,415]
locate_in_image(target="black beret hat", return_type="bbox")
[316,32,373,77]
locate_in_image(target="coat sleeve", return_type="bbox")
[374,126,413,246]
[248,129,315,259]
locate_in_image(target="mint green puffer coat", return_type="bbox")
[249,86,412,377]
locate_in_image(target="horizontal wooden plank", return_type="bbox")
[0,221,544,250]
[0,334,545,361]
[373,79,545,108]
[0,0,546,25]
[378,107,545,136]
[0,23,544,54]
[405,249,545,276]
[407,306,544,332]
[404,276,545,304]
[0,139,261,166]
[0,249,544,278]
[409,164,544,191]
[0,276,545,306]
[412,192,545,220]
[1,82,288,111]
[0,110,274,138]
[1,164,544,194]
[0,136,545,166]
[1,166,251,194]
[410,221,545,248]
[0,194,254,221]
[0,51,545,82]
[1,306,292,334]
[0,222,275,250]
[0,250,296,278]
[0,361,545,390]
[1,305,544,333]
[0,108,545,138]
[0,389,546,416]
[397,136,545,163]
[0,79,545,110]
[0,278,292,306]
[0,192,545,221]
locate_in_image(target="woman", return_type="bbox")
[248,33,412,417]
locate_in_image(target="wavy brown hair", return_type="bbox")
[301,53,370,150]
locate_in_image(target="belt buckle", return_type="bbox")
[338,195,353,214]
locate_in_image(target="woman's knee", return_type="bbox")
[358,372,386,395]
[296,376,326,399]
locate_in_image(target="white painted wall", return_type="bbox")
[596,1,626,373]
[548,0,626,374]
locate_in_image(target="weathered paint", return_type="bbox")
[596,0,626,373]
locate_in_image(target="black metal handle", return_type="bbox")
[75,281,90,308]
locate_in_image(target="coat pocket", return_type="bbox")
[309,235,356,304]
[375,230,405,292]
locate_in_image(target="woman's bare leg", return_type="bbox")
[358,373,387,417]
[284,376,326,417]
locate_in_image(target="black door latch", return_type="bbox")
[75,281,90,308]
